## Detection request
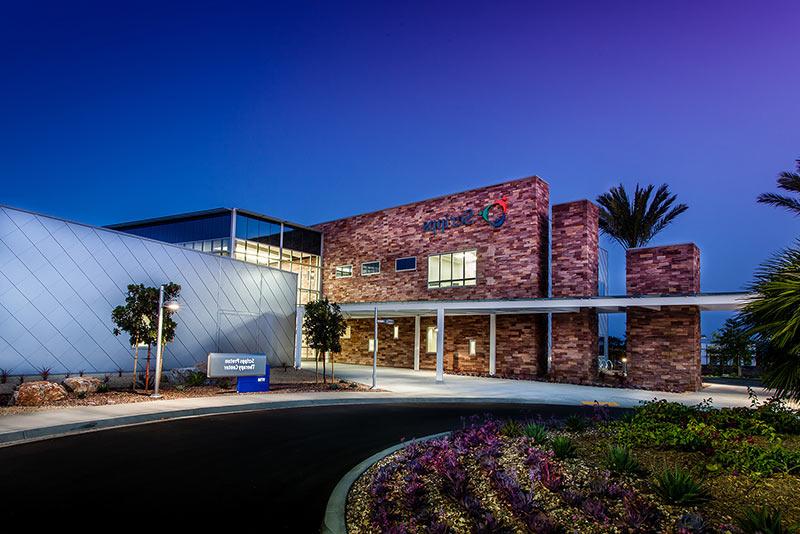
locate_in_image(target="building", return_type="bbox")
[0,205,297,376]
[0,174,750,391]
[107,175,748,392]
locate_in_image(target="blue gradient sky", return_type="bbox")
[2,1,799,335]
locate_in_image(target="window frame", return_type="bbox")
[427,249,477,289]
[395,256,417,272]
[361,260,381,276]
[334,264,353,279]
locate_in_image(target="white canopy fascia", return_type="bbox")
[330,292,754,319]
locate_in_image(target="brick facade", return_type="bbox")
[626,243,700,295]
[626,306,701,392]
[625,243,702,392]
[315,176,550,302]
[336,314,545,377]
[550,200,599,383]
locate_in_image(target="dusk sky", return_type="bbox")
[2,1,799,336]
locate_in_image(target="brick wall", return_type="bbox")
[626,306,702,392]
[550,200,599,383]
[335,314,544,377]
[626,243,700,295]
[315,176,550,303]
[625,243,702,392]
[551,200,599,297]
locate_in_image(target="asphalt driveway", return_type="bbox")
[0,402,604,530]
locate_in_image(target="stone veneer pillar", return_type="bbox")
[550,200,599,383]
[625,243,702,392]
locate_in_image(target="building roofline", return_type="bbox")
[0,203,297,277]
[312,174,549,227]
[106,207,321,234]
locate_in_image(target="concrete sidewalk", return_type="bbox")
[331,363,769,409]
[0,364,769,447]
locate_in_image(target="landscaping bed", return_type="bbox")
[0,368,371,416]
[347,397,800,533]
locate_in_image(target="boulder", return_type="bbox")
[12,381,68,406]
[62,376,102,395]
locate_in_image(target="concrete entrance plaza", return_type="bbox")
[331,363,770,408]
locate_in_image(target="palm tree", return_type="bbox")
[739,244,800,400]
[757,159,800,216]
[596,183,688,249]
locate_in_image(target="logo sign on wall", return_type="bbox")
[422,197,508,235]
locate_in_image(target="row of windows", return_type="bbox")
[334,257,417,278]
[333,250,477,289]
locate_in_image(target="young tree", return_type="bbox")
[111,283,181,391]
[596,183,688,249]
[112,284,152,390]
[707,317,753,376]
[757,158,800,216]
[302,298,347,384]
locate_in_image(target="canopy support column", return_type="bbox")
[436,307,444,383]
[489,313,496,376]
[413,315,421,371]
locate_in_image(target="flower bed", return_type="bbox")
[347,398,800,533]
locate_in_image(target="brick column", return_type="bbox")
[550,200,599,383]
[626,244,702,392]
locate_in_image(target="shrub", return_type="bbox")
[77,391,87,399]
[653,468,708,505]
[675,513,710,533]
[564,414,590,432]
[737,506,797,534]
[500,419,523,438]
[523,422,547,443]
[605,446,642,474]
[185,370,207,387]
[551,436,577,459]
[97,382,109,393]
[0,368,8,384]
[328,382,340,390]
[38,367,51,381]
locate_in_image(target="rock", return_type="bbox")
[62,376,102,395]
[12,381,68,406]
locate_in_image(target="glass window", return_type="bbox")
[393,325,399,339]
[469,339,477,356]
[428,250,477,289]
[335,265,353,278]
[342,326,351,339]
[395,257,416,272]
[368,338,375,352]
[426,326,438,353]
[361,261,380,276]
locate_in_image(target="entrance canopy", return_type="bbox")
[335,292,753,319]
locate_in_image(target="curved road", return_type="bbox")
[0,402,607,530]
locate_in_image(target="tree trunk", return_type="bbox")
[315,350,319,383]
[145,344,152,391]
[132,342,140,390]
[322,350,327,384]
[330,352,335,381]
[737,355,742,377]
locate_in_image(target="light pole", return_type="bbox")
[371,312,394,389]
[151,285,179,398]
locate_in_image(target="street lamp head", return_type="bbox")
[165,300,180,311]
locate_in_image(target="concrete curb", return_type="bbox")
[0,396,618,448]
[321,431,450,534]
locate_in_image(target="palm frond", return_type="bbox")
[757,193,800,216]
[596,182,688,249]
